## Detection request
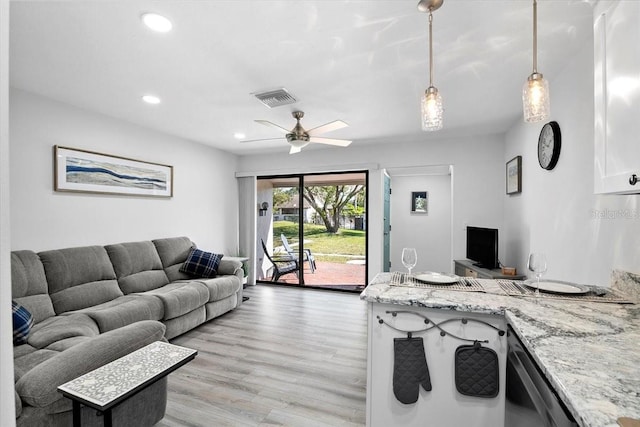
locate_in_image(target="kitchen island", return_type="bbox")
[360,271,640,427]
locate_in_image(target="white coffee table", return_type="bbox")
[58,341,197,427]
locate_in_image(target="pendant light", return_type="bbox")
[419,0,444,131]
[522,0,550,122]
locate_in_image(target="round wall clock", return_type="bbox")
[538,121,561,170]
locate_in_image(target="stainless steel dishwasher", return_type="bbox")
[505,325,578,427]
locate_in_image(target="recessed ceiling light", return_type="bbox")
[142,95,161,105]
[234,133,246,140]
[141,13,172,33]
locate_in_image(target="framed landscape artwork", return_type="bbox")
[506,156,522,195]
[54,146,173,197]
[411,191,428,214]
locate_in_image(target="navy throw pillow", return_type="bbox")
[180,249,223,278]
[13,301,34,345]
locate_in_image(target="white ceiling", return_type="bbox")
[9,0,595,156]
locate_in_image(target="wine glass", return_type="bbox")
[527,253,548,297]
[401,248,417,277]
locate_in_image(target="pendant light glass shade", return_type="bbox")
[523,0,550,122]
[422,86,443,131]
[523,72,550,122]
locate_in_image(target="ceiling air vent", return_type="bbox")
[252,88,297,108]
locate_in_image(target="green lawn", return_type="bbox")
[273,221,365,263]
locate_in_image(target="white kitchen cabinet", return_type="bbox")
[366,302,506,427]
[593,0,640,194]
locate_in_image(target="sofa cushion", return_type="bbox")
[153,236,195,282]
[105,241,170,294]
[14,347,59,383]
[197,275,242,302]
[139,282,209,320]
[14,342,37,359]
[15,320,166,408]
[39,246,122,314]
[163,306,206,339]
[13,301,35,345]
[11,251,55,323]
[27,313,99,349]
[69,294,165,333]
[51,279,123,315]
[45,336,92,352]
[205,294,238,322]
[180,248,223,278]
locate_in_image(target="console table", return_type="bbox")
[58,341,197,427]
[454,259,526,280]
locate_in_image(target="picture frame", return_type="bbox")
[506,156,522,195]
[54,145,173,197]
[411,191,428,214]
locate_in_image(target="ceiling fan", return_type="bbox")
[241,111,352,154]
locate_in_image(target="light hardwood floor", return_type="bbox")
[157,285,368,427]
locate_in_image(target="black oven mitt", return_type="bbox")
[393,337,432,404]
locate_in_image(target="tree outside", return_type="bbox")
[273,185,365,233]
[303,185,364,233]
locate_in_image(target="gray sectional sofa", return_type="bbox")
[12,236,244,426]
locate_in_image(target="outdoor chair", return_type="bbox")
[280,234,317,273]
[261,239,299,282]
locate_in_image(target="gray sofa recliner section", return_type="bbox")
[12,236,244,427]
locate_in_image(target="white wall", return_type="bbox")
[9,89,240,253]
[389,173,452,274]
[504,37,640,286]
[238,133,505,279]
[1,0,16,424]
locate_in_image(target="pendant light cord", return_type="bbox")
[532,0,538,73]
[429,9,434,87]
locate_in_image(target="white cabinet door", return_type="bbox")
[594,0,640,194]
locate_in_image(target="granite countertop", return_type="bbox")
[360,271,640,427]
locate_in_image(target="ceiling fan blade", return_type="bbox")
[289,146,302,154]
[239,137,285,144]
[307,120,348,136]
[255,120,291,134]
[309,137,352,147]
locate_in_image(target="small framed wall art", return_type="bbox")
[54,145,173,197]
[506,156,522,195]
[411,191,428,214]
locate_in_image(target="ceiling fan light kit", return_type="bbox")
[286,112,311,148]
[419,0,444,132]
[523,0,551,123]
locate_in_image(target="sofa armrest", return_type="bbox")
[15,320,166,408]
[218,258,243,279]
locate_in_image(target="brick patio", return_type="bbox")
[263,260,366,291]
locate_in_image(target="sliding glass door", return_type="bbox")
[256,171,367,292]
